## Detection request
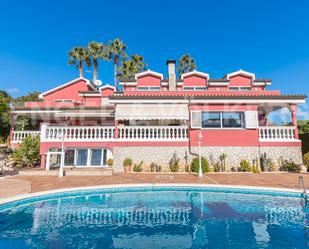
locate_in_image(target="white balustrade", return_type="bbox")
[43,126,115,141]
[259,126,296,141]
[12,131,41,143]
[118,126,188,141]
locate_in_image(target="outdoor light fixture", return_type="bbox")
[198,129,203,178]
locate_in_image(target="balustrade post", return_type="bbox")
[40,123,47,142]
[290,104,298,139]
[114,120,119,139]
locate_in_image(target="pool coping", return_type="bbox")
[0,183,304,206]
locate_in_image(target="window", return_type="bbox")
[200,112,244,128]
[137,86,160,91]
[54,99,73,102]
[64,149,75,166]
[183,86,207,91]
[77,149,88,166]
[202,112,221,128]
[222,112,243,128]
[229,87,251,91]
[91,149,102,166]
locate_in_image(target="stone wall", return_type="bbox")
[112,146,303,172]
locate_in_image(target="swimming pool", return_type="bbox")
[0,185,308,249]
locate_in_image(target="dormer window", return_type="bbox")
[137,86,161,91]
[229,87,251,91]
[183,86,207,91]
[54,99,73,102]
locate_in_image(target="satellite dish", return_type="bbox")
[94,80,102,86]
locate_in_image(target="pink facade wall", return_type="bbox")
[189,104,259,146]
[137,75,161,86]
[229,75,252,87]
[183,75,207,87]
[43,79,90,101]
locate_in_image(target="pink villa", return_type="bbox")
[10,60,307,172]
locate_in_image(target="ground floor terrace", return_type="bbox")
[0,173,308,199]
[9,102,304,172]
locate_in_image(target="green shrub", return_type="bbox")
[169,152,180,172]
[191,157,210,173]
[150,162,161,172]
[280,159,301,172]
[213,162,221,172]
[123,157,132,167]
[303,152,309,172]
[150,162,156,172]
[12,135,40,168]
[239,160,251,172]
[266,158,276,172]
[219,153,228,172]
[133,161,143,172]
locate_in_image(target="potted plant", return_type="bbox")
[123,157,133,173]
[107,159,113,167]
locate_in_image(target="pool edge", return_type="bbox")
[0,183,303,206]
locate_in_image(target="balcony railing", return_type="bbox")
[118,126,188,141]
[42,125,115,141]
[11,125,189,143]
[12,131,41,143]
[259,126,297,141]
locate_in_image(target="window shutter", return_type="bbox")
[191,111,201,129]
[245,111,258,129]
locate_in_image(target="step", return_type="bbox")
[64,168,113,176]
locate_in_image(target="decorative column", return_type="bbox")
[9,125,14,148]
[114,120,119,139]
[40,154,46,169]
[290,104,298,139]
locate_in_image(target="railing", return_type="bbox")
[12,131,41,143]
[42,125,115,141]
[259,126,297,141]
[118,126,188,141]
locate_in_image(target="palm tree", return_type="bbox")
[87,41,110,81]
[177,54,197,78]
[107,38,128,87]
[68,47,90,78]
[118,54,147,80]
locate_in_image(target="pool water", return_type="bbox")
[0,187,308,249]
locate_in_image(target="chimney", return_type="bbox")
[166,60,176,91]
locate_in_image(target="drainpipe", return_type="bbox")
[187,97,199,157]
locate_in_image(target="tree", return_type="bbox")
[118,54,146,80]
[298,120,309,134]
[68,47,90,78]
[177,54,197,78]
[14,92,40,103]
[87,41,110,81]
[12,135,40,168]
[107,38,128,88]
[14,92,41,131]
[0,91,10,141]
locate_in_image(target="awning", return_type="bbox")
[55,109,115,118]
[115,104,189,120]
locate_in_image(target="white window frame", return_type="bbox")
[228,86,252,91]
[183,86,207,91]
[200,111,245,130]
[137,86,161,91]
[54,99,73,102]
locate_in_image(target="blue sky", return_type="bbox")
[0,0,308,118]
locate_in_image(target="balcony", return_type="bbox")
[258,126,297,141]
[12,131,41,143]
[118,126,188,141]
[11,125,188,143]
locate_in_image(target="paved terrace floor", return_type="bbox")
[0,172,308,199]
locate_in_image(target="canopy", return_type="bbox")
[115,104,189,120]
